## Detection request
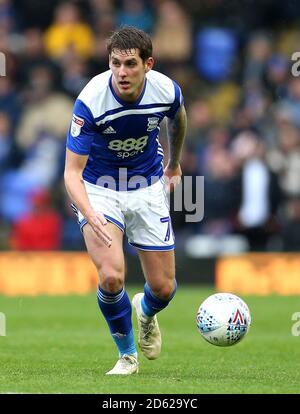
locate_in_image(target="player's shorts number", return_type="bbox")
[108,136,148,152]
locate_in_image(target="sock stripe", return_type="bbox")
[97,288,125,304]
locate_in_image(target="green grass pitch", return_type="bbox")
[0,286,300,394]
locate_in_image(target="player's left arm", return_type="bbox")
[164,104,187,192]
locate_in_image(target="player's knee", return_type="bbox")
[100,266,124,293]
[101,275,123,293]
[152,279,176,301]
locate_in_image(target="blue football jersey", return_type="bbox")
[66,69,183,190]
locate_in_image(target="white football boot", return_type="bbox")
[132,293,161,360]
[105,354,138,375]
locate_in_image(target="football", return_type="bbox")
[196,293,251,347]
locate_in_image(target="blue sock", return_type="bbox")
[97,286,137,356]
[141,281,177,317]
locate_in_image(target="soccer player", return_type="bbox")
[64,26,187,375]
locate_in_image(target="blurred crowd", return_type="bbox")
[1,0,300,253]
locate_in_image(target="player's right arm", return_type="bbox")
[64,148,112,247]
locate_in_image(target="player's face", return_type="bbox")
[109,48,154,102]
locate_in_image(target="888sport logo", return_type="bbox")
[108,136,149,158]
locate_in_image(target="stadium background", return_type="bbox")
[0,0,300,395]
[1,0,300,293]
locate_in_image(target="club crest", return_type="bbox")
[147,117,159,132]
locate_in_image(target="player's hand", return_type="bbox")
[164,163,182,193]
[87,212,112,247]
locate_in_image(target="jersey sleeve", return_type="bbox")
[66,99,95,155]
[166,81,184,119]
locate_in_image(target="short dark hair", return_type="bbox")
[106,26,153,61]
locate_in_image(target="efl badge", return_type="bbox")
[71,114,85,137]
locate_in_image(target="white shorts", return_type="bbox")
[74,178,175,251]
